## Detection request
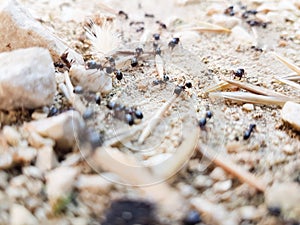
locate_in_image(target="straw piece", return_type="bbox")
[271,52,300,75]
[198,145,267,192]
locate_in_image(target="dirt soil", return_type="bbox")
[1,0,300,225]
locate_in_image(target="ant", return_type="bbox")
[168,37,180,49]
[106,101,143,126]
[198,110,213,129]
[173,81,192,95]
[233,68,245,80]
[243,123,256,140]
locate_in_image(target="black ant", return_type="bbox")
[118,10,128,19]
[243,123,256,140]
[168,37,180,49]
[198,110,213,129]
[173,81,192,95]
[233,68,245,80]
[224,6,235,16]
[106,101,143,126]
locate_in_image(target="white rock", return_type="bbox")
[0,153,13,169]
[24,110,85,150]
[14,147,37,164]
[69,64,112,94]
[2,126,21,146]
[238,205,263,221]
[281,101,300,132]
[35,146,58,171]
[46,166,79,206]
[265,182,300,221]
[210,167,227,181]
[0,0,83,64]
[22,166,44,180]
[213,180,232,193]
[75,174,112,194]
[10,204,38,225]
[0,47,56,110]
[211,14,240,29]
[242,103,254,112]
[26,131,55,149]
[193,175,213,188]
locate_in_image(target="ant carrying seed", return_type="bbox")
[115,70,123,80]
[247,20,268,28]
[233,68,245,80]
[168,37,180,49]
[243,123,256,140]
[224,6,235,16]
[118,10,128,19]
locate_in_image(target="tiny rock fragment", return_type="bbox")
[265,182,300,221]
[46,166,79,209]
[0,47,56,110]
[75,174,112,194]
[242,103,254,112]
[35,146,58,171]
[10,204,38,225]
[282,144,296,155]
[2,126,21,146]
[0,0,83,64]
[281,101,300,132]
[69,64,112,94]
[193,175,213,188]
[0,153,13,169]
[24,110,85,150]
[237,205,264,221]
[26,131,55,149]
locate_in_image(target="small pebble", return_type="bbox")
[242,103,254,112]
[213,180,232,193]
[281,101,300,132]
[3,126,21,146]
[73,85,84,94]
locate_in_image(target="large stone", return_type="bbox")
[281,101,300,132]
[0,0,83,64]
[24,110,85,150]
[0,47,56,110]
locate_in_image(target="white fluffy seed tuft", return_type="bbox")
[85,21,121,58]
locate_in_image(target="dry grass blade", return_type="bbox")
[203,81,233,93]
[271,52,300,75]
[155,54,165,79]
[103,123,146,147]
[151,127,199,179]
[282,74,300,81]
[209,91,297,106]
[198,144,266,192]
[138,94,178,144]
[183,22,231,33]
[92,147,186,219]
[97,2,118,15]
[222,77,288,97]
[274,77,300,90]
